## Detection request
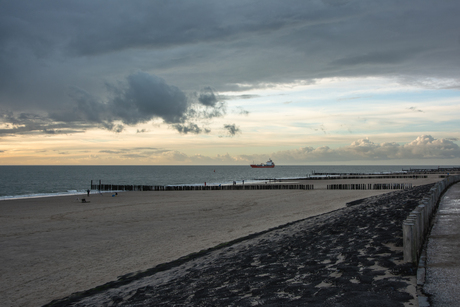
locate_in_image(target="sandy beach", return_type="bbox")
[0,175,441,306]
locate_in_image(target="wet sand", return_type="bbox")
[0,175,441,306]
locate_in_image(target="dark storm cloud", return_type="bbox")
[106,72,224,132]
[110,72,189,125]
[1,0,460,136]
[1,71,225,135]
[198,87,218,107]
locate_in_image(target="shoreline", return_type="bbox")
[0,175,445,306]
[0,173,444,201]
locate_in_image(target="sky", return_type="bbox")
[1,0,460,165]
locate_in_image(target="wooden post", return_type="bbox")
[403,221,416,263]
[417,205,426,237]
[418,204,428,235]
[408,213,420,254]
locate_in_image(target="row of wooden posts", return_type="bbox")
[310,174,427,179]
[327,183,413,190]
[90,182,315,191]
[91,182,416,192]
[403,175,460,264]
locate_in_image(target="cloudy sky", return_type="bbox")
[1,0,460,165]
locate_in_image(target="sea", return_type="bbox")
[0,165,447,200]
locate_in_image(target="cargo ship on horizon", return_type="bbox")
[250,159,275,168]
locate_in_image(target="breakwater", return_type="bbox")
[327,183,413,190]
[403,167,460,173]
[259,175,427,180]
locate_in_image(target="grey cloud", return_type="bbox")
[113,124,124,133]
[330,50,416,67]
[219,94,260,100]
[238,95,259,100]
[99,150,122,154]
[108,73,225,129]
[48,72,223,134]
[408,107,423,113]
[0,111,88,136]
[223,124,241,137]
[198,87,219,107]
[99,147,171,158]
[66,87,108,123]
[172,123,209,134]
[1,1,460,133]
[194,102,226,120]
[322,0,351,7]
[110,72,189,125]
[61,1,315,57]
[234,107,249,116]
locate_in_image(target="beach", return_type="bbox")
[0,175,441,306]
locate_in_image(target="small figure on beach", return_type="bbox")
[87,189,90,196]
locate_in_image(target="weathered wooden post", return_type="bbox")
[408,212,421,254]
[403,220,417,263]
[417,205,426,237]
[418,204,428,236]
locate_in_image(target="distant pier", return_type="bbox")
[402,166,460,173]
[327,183,413,190]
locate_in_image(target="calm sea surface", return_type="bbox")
[0,165,444,200]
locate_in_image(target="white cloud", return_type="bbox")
[132,135,460,164]
[268,135,460,163]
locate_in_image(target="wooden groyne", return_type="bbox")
[90,182,314,191]
[307,175,427,179]
[327,183,413,190]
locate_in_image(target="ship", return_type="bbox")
[250,158,275,168]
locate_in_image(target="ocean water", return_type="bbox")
[0,165,444,200]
